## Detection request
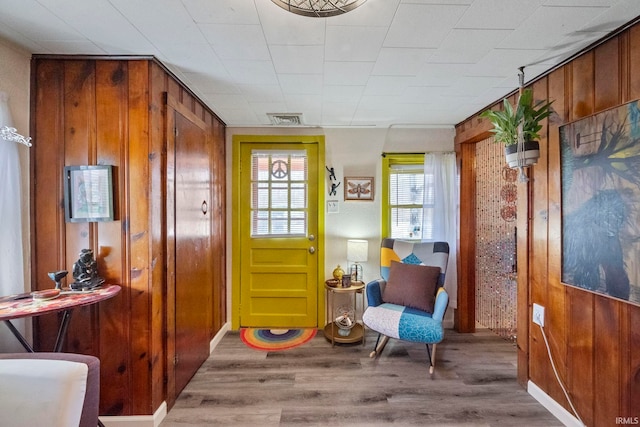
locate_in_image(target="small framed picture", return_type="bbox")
[341,274,352,288]
[344,177,374,201]
[64,165,114,222]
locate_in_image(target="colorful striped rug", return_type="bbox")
[240,328,316,351]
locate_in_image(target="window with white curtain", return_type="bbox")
[383,154,434,240]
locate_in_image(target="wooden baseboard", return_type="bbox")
[527,380,585,427]
[210,322,231,354]
[99,401,166,427]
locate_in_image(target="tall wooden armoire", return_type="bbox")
[29,55,226,416]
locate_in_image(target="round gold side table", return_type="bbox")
[323,281,365,346]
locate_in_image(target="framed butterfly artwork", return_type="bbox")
[344,177,374,201]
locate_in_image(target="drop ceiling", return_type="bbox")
[1,0,639,128]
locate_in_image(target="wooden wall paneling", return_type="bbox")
[63,59,99,357]
[95,60,126,277]
[221,119,227,327]
[206,120,215,340]
[567,287,595,426]
[94,60,130,414]
[620,27,640,420]
[623,304,640,419]
[179,88,190,112]
[167,77,181,106]
[213,119,226,333]
[594,38,621,111]
[126,59,152,416]
[187,90,196,114]
[545,66,570,407]
[194,97,204,122]
[148,61,168,412]
[210,117,218,335]
[31,55,227,418]
[565,53,595,425]
[564,62,574,124]
[571,52,595,120]
[220,119,226,331]
[455,142,475,333]
[453,114,493,146]
[31,59,65,350]
[164,92,177,410]
[512,85,531,386]
[528,78,551,391]
[208,115,217,337]
[176,86,185,108]
[593,297,622,426]
[619,31,630,103]
[454,23,640,426]
[515,171,529,387]
[629,24,640,100]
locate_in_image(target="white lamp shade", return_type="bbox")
[347,239,368,262]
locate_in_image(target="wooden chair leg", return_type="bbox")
[426,343,437,374]
[369,334,390,358]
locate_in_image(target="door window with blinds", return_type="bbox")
[251,150,308,237]
[383,154,434,240]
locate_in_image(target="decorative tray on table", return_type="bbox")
[325,279,340,288]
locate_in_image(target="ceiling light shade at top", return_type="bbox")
[271,0,368,17]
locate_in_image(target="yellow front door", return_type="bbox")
[233,136,324,328]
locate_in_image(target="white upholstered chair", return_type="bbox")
[0,352,101,427]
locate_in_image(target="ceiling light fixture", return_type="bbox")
[271,0,368,18]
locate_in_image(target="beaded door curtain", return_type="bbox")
[475,137,517,341]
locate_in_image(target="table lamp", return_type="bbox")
[347,239,368,282]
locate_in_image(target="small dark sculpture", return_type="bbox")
[71,249,104,290]
[47,270,68,290]
[330,182,341,196]
[326,166,336,181]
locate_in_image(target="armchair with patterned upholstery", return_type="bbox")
[362,238,449,375]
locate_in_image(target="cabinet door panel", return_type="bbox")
[166,96,213,402]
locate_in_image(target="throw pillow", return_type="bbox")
[382,261,440,313]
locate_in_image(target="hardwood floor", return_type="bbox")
[160,328,561,426]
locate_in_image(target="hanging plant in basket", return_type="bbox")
[480,88,554,170]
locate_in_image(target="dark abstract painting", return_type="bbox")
[561,100,640,305]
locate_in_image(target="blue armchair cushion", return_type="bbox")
[382,261,440,313]
[362,299,446,344]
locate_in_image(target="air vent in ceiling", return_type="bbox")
[267,113,304,126]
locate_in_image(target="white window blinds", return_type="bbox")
[250,150,308,236]
[388,163,435,240]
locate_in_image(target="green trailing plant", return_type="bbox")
[481,88,554,146]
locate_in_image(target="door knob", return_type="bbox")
[309,246,315,254]
[201,200,208,214]
[309,234,315,241]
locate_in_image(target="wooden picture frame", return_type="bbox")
[64,165,114,222]
[344,177,374,201]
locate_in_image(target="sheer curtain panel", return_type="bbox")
[0,91,27,352]
[423,152,458,308]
